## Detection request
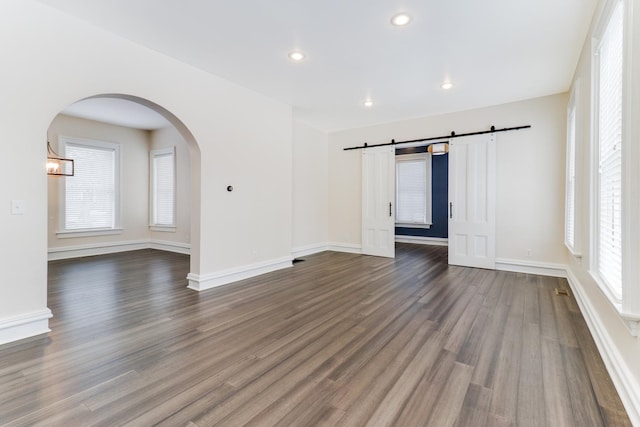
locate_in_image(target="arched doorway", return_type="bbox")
[46,93,201,286]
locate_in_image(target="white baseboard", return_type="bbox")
[48,239,191,260]
[187,256,293,291]
[48,240,149,261]
[327,242,362,254]
[395,236,448,246]
[566,269,640,426]
[495,258,567,278]
[292,243,329,258]
[149,239,191,255]
[0,309,52,346]
[294,238,449,256]
[293,238,448,257]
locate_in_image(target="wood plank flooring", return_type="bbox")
[0,244,631,426]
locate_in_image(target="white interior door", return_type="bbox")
[448,134,496,268]
[362,146,395,258]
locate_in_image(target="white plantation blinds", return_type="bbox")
[151,148,175,226]
[596,0,623,298]
[64,141,117,230]
[396,154,432,225]
[565,104,577,250]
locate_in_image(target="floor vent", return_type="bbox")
[555,288,570,296]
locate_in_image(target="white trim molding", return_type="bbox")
[149,225,177,232]
[0,309,53,346]
[48,240,149,261]
[292,243,329,258]
[48,239,191,260]
[495,258,567,278]
[187,256,293,291]
[149,239,191,255]
[566,268,640,426]
[327,242,362,254]
[395,236,448,246]
[56,228,123,239]
[620,315,640,337]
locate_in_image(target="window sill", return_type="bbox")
[56,228,123,239]
[564,242,582,260]
[588,269,640,336]
[149,225,176,232]
[395,223,432,229]
[610,304,640,337]
[620,314,640,337]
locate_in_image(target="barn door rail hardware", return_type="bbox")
[342,125,531,151]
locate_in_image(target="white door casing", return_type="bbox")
[362,146,395,258]
[448,134,496,269]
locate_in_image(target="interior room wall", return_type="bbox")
[292,120,328,254]
[563,0,640,422]
[150,126,191,246]
[47,114,150,251]
[328,93,568,266]
[0,0,292,343]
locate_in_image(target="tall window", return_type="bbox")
[395,153,432,227]
[63,138,120,231]
[150,147,175,227]
[594,0,623,300]
[565,89,578,254]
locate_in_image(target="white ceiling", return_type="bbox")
[62,98,171,130]
[38,0,596,132]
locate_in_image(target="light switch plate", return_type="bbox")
[11,200,25,215]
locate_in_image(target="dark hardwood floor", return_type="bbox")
[0,244,631,426]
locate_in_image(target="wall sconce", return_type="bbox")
[427,142,449,156]
[47,141,74,176]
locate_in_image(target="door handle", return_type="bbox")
[449,202,453,219]
[389,202,392,217]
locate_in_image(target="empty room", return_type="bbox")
[0,0,639,425]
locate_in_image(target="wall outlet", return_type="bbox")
[526,249,532,257]
[11,200,25,215]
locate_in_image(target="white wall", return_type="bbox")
[0,0,292,343]
[564,0,640,423]
[292,120,328,254]
[150,126,191,246]
[328,93,569,266]
[47,114,150,250]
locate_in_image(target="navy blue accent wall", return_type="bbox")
[395,147,448,238]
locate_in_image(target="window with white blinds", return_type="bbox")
[595,0,623,300]
[64,139,119,230]
[395,153,432,226]
[150,147,175,227]
[565,99,577,252]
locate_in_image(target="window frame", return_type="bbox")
[584,0,640,336]
[56,136,122,237]
[590,0,624,304]
[395,152,432,228]
[565,83,581,257]
[149,146,177,231]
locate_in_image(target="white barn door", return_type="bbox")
[448,134,496,268]
[362,146,395,258]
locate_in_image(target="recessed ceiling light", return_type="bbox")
[391,13,411,26]
[363,99,374,108]
[441,81,454,90]
[288,51,305,61]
